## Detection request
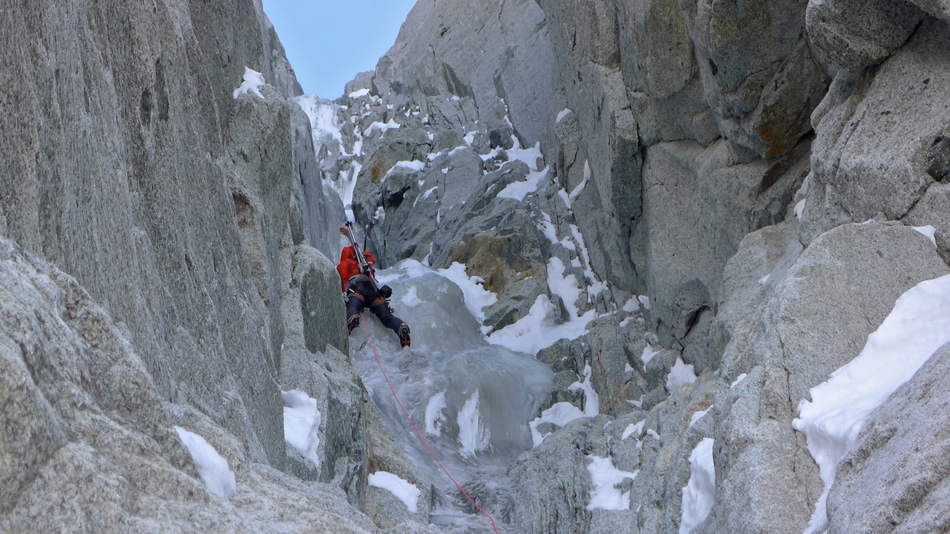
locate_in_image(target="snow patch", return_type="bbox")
[680,438,716,533]
[529,402,586,447]
[793,273,950,534]
[689,407,711,428]
[232,66,265,100]
[497,166,550,202]
[547,257,582,316]
[586,455,639,511]
[623,298,640,313]
[730,373,747,389]
[365,119,400,137]
[567,160,591,203]
[369,472,421,513]
[622,420,645,441]
[794,198,807,219]
[641,344,661,366]
[458,390,491,458]
[487,294,596,356]
[383,160,426,179]
[667,357,697,394]
[528,365,600,447]
[174,427,237,500]
[913,225,937,248]
[282,390,322,468]
[436,262,498,323]
[568,364,600,418]
[638,296,651,310]
[425,391,447,436]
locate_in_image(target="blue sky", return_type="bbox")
[262,0,416,99]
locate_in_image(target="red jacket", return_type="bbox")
[337,246,375,291]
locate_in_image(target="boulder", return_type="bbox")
[705,221,949,533]
[825,344,950,533]
[507,416,605,534]
[805,0,923,75]
[905,182,950,261]
[682,0,828,159]
[802,18,950,243]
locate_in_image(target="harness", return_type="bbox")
[346,274,388,305]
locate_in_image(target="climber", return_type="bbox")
[336,244,411,348]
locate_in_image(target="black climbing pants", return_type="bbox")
[345,277,405,335]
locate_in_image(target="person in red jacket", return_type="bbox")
[337,246,411,348]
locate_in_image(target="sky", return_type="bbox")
[262,0,416,99]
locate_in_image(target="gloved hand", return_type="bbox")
[379,284,392,299]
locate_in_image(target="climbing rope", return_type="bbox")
[359,312,500,534]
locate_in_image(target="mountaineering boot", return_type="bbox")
[347,314,360,334]
[398,323,411,348]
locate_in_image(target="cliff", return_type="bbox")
[323,0,950,532]
[0,1,394,531]
[3,0,950,532]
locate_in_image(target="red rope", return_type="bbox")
[359,312,500,534]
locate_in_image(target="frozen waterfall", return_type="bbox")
[350,260,554,531]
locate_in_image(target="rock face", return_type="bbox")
[706,221,948,533]
[537,0,828,345]
[801,16,950,243]
[0,239,376,533]
[5,0,950,531]
[0,0,412,531]
[331,0,950,532]
[0,0,290,466]
[371,0,561,149]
